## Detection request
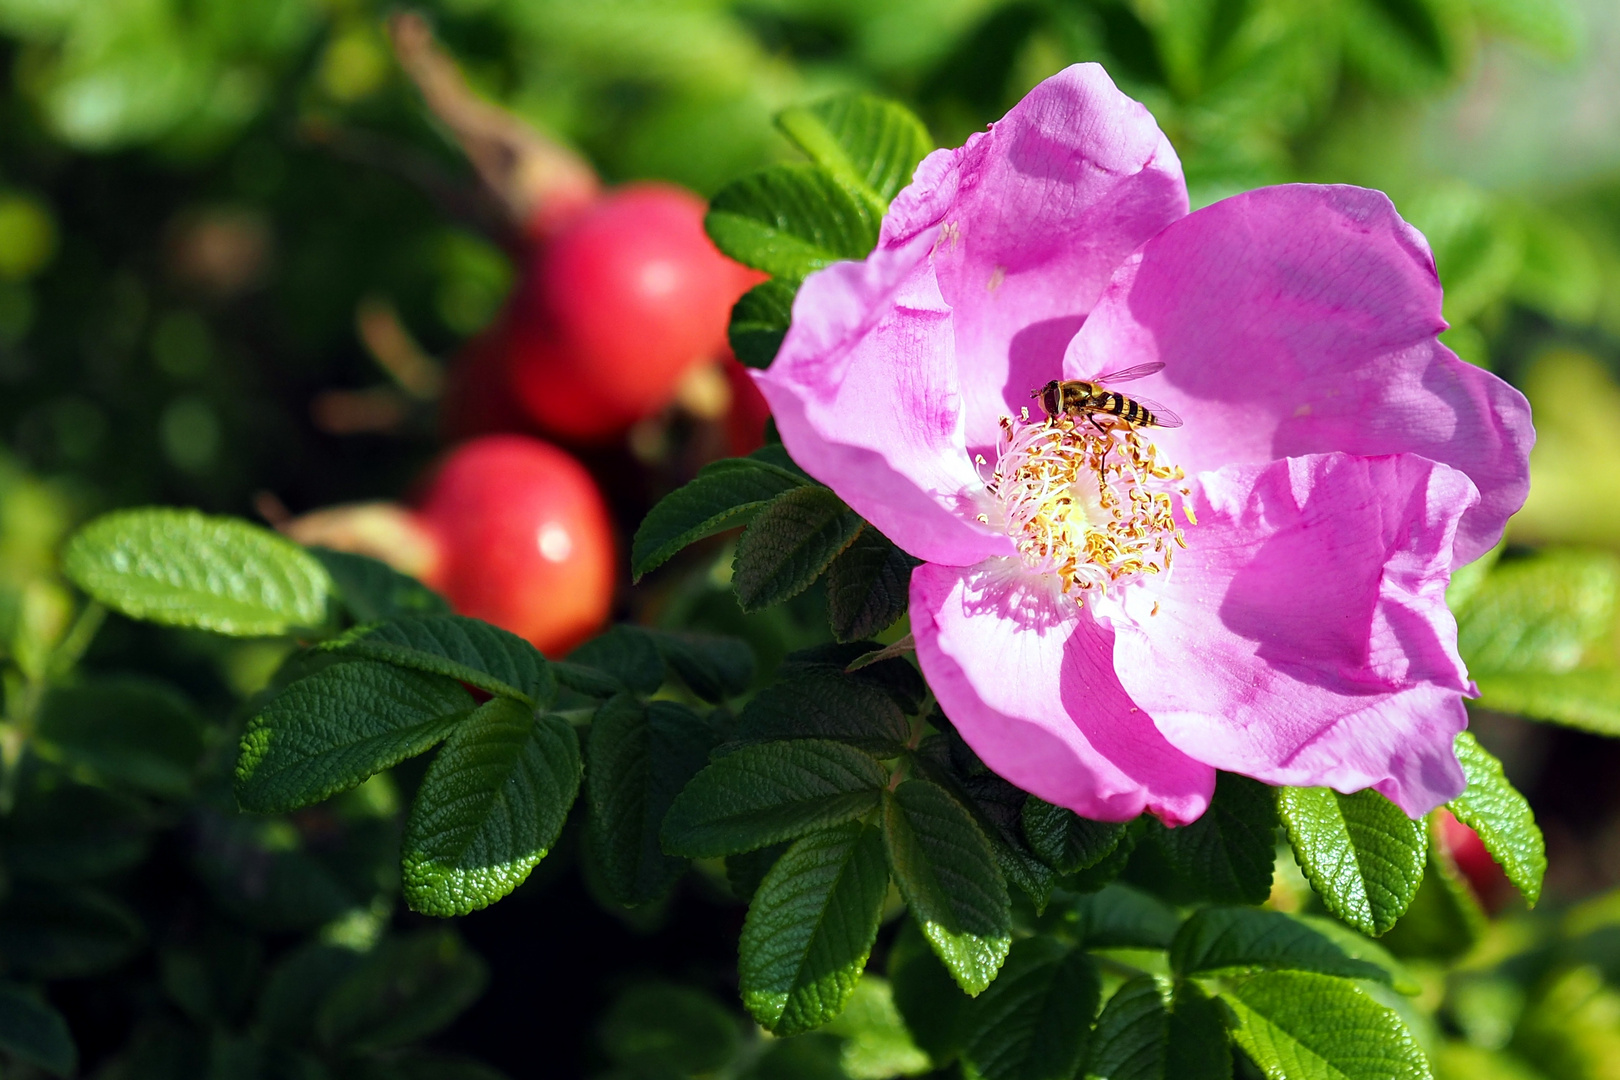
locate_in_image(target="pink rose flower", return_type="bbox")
[753,65,1533,825]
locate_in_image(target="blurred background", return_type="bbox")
[3,0,1620,1076]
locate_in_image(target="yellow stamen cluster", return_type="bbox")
[981,412,1190,603]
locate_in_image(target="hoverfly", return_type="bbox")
[1033,362,1183,432]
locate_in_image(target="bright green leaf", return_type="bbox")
[882,779,1011,995]
[314,930,488,1053]
[236,660,472,814]
[740,821,889,1035]
[1377,843,1486,962]
[1021,799,1129,875]
[588,697,719,907]
[1446,731,1544,905]
[776,93,933,210]
[734,485,865,612]
[1087,975,1231,1080]
[401,698,581,916]
[705,163,880,282]
[62,507,330,636]
[960,937,1098,1080]
[0,980,76,1077]
[825,528,918,643]
[632,455,808,581]
[1219,970,1430,1080]
[1457,549,1619,674]
[1170,907,1391,983]
[823,975,933,1079]
[307,547,449,622]
[724,672,912,756]
[730,278,796,369]
[662,739,887,858]
[325,615,554,705]
[1279,787,1428,936]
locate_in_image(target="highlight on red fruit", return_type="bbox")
[505,182,763,443]
[415,434,615,655]
[1437,808,1512,911]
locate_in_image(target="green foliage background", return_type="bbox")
[3,0,1620,1078]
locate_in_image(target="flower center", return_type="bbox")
[981,411,1191,603]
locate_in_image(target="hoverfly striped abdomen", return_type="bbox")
[1031,366,1182,431]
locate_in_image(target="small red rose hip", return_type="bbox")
[507,182,759,442]
[416,434,615,655]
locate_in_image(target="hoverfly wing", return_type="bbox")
[1131,396,1183,428]
[1090,361,1165,385]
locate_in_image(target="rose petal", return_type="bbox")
[1103,452,1476,816]
[1067,184,1532,566]
[912,558,1215,824]
[887,64,1189,454]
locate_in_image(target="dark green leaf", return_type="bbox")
[632,456,808,581]
[62,507,330,635]
[568,625,666,695]
[588,697,720,906]
[882,779,1011,994]
[776,93,933,208]
[1070,883,1181,949]
[644,628,755,702]
[961,937,1098,1080]
[1170,907,1392,982]
[1132,773,1277,904]
[951,772,1056,912]
[37,677,204,797]
[308,547,449,621]
[1022,799,1129,875]
[0,981,76,1077]
[325,615,554,705]
[1447,731,1545,905]
[825,528,918,643]
[315,930,488,1053]
[730,278,797,369]
[779,641,928,714]
[236,660,473,814]
[0,781,152,883]
[550,660,627,698]
[0,884,144,979]
[888,917,972,1064]
[402,698,581,916]
[741,821,889,1035]
[734,486,865,612]
[727,843,790,903]
[1088,975,1231,1080]
[1219,971,1428,1080]
[599,982,741,1074]
[662,739,887,857]
[1066,822,1140,894]
[705,163,880,282]
[1279,787,1427,936]
[257,943,365,1045]
[724,672,911,755]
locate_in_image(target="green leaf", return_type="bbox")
[568,625,666,695]
[62,508,331,636]
[325,615,554,705]
[315,930,488,1053]
[257,942,365,1045]
[960,937,1099,1080]
[588,697,720,906]
[0,884,144,979]
[823,975,933,1079]
[1170,907,1392,983]
[401,698,581,916]
[1132,773,1277,904]
[1376,843,1485,962]
[37,677,204,797]
[1087,975,1232,1080]
[825,527,919,643]
[882,779,1011,995]
[550,660,627,699]
[776,93,933,210]
[1292,915,1421,995]
[307,547,449,622]
[888,917,972,1064]
[727,843,790,903]
[730,278,797,369]
[0,782,152,883]
[0,981,76,1077]
[1022,799,1129,875]
[236,660,473,814]
[645,628,756,702]
[1471,669,1620,735]
[632,455,809,581]
[1219,971,1430,1080]
[1070,884,1181,950]
[724,672,912,756]
[1446,731,1545,905]
[1457,550,1618,672]
[734,486,866,612]
[1279,787,1428,936]
[951,772,1058,912]
[598,982,741,1074]
[662,739,887,857]
[705,163,880,282]
[781,642,928,714]
[740,821,890,1035]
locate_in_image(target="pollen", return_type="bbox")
[986,413,1190,603]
